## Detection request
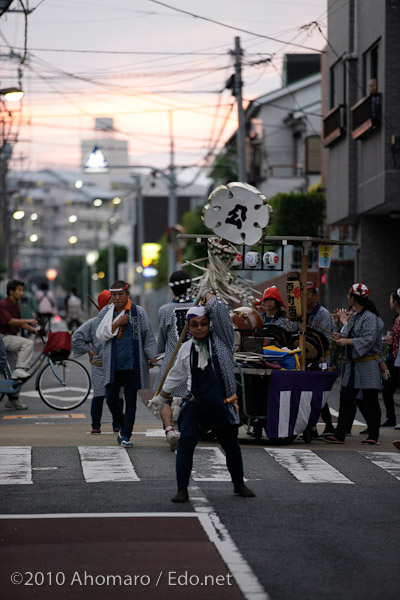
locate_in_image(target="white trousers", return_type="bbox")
[2,334,34,371]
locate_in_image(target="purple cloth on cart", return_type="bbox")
[266,370,338,439]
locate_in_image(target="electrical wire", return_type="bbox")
[146,0,326,53]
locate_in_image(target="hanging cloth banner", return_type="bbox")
[319,245,333,268]
[286,273,302,320]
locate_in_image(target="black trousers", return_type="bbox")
[176,400,244,490]
[336,387,381,442]
[382,359,398,422]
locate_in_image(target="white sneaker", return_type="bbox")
[5,398,28,410]
[165,427,179,451]
[11,368,30,380]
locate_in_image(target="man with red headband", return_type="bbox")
[72,290,122,434]
[96,281,157,448]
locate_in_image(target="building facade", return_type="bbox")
[323,0,400,327]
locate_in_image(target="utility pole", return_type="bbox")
[135,175,145,304]
[231,37,247,182]
[0,141,12,278]
[167,110,178,278]
[107,218,115,285]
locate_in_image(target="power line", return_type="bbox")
[146,0,326,53]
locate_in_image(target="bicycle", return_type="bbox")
[0,333,91,411]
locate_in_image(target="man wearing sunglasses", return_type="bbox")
[149,292,255,503]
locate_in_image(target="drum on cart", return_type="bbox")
[292,326,329,362]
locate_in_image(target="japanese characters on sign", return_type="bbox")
[318,245,333,269]
[203,181,271,245]
[286,277,302,319]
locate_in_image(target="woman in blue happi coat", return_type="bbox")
[326,283,384,445]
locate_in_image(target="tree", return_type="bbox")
[59,255,84,295]
[209,147,238,185]
[266,189,325,237]
[96,244,127,284]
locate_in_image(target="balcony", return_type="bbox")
[267,164,303,178]
[322,104,346,147]
[351,93,381,140]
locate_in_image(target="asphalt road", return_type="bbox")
[0,359,399,600]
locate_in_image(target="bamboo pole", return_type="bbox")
[299,241,311,371]
[88,295,99,311]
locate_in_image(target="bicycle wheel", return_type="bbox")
[37,358,91,410]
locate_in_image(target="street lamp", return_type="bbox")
[85,250,99,314]
[0,87,24,103]
[1,85,24,277]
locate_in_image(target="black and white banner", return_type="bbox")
[266,370,338,439]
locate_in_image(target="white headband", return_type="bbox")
[169,279,191,287]
[110,282,129,292]
[186,306,207,321]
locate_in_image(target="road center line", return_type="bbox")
[189,483,270,600]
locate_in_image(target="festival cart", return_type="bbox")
[175,183,358,444]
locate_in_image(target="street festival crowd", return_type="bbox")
[1,273,400,502]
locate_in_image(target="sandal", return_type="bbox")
[323,435,345,444]
[361,439,380,445]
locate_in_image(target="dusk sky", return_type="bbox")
[1,0,327,180]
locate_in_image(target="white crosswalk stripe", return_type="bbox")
[264,448,354,484]
[359,451,400,481]
[0,446,32,485]
[192,447,232,481]
[78,446,140,483]
[0,446,399,485]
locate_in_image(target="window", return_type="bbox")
[362,41,379,95]
[305,136,321,174]
[329,59,346,109]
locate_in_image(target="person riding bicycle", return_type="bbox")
[65,286,84,332]
[0,279,39,410]
[35,281,55,334]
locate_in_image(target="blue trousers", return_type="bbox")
[91,395,123,431]
[176,399,244,490]
[105,370,137,440]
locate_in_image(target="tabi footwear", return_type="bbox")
[234,484,256,498]
[171,489,189,503]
